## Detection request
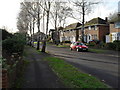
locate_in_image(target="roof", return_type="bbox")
[64,22,82,30]
[85,17,107,26]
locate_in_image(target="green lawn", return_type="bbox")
[57,45,69,48]
[88,48,106,53]
[44,57,108,88]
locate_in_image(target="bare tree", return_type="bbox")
[50,1,72,45]
[17,3,30,34]
[109,12,120,22]
[70,0,100,42]
[19,2,38,47]
[41,1,51,52]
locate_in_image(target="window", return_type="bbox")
[92,34,97,39]
[94,35,97,39]
[89,26,91,30]
[95,26,97,30]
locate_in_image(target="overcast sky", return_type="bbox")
[0,0,119,33]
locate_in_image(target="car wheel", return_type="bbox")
[77,48,80,52]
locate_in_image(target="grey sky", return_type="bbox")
[0,0,119,33]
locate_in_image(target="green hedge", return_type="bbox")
[88,41,96,46]
[2,33,26,54]
[106,40,120,51]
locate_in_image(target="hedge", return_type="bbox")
[2,33,26,55]
[106,40,120,51]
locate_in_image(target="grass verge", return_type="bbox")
[44,57,108,88]
[14,46,30,88]
[14,59,30,88]
[88,48,106,53]
[54,44,70,48]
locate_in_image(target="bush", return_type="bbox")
[113,40,120,51]
[98,41,106,48]
[105,40,120,51]
[1,29,13,40]
[88,41,96,47]
[106,43,116,50]
[2,33,26,54]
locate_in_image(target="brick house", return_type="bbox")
[59,22,81,43]
[77,17,109,43]
[59,17,109,43]
[106,10,120,43]
[106,21,120,43]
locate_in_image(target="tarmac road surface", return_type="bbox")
[47,44,119,88]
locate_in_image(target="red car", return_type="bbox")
[70,42,88,52]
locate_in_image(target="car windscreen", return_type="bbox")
[76,43,84,45]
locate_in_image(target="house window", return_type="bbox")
[95,26,97,30]
[94,35,97,39]
[89,26,91,30]
[92,34,97,39]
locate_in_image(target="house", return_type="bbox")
[49,28,63,43]
[106,21,120,43]
[59,17,109,43]
[77,17,109,43]
[33,32,46,41]
[106,9,120,43]
[59,22,81,43]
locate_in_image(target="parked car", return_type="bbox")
[70,42,88,52]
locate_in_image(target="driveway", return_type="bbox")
[46,44,119,88]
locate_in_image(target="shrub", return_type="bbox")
[106,43,116,50]
[113,40,120,51]
[88,41,96,46]
[105,40,120,51]
[2,33,26,54]
[1,29,13,40]
[98,41,106,48]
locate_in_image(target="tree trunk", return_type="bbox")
[82,0,85,43]
[37,41,40,50]
[41,2,50,52]
[37,3,40,50]
[41,40,46,52]
[29,21,32,46]
[32,17,35,47]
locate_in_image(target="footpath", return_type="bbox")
[22,46,64,88]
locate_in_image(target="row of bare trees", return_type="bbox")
[17,0,100,52]
[17,1,51,52]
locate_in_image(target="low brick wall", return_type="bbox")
[2,54,24,88]
[2,69,8,88]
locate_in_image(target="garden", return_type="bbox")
[1,29,27,88]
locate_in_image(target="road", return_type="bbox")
[46,44,119,88]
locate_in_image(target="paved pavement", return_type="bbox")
[46,44,119,89]
[22,46,65,88]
